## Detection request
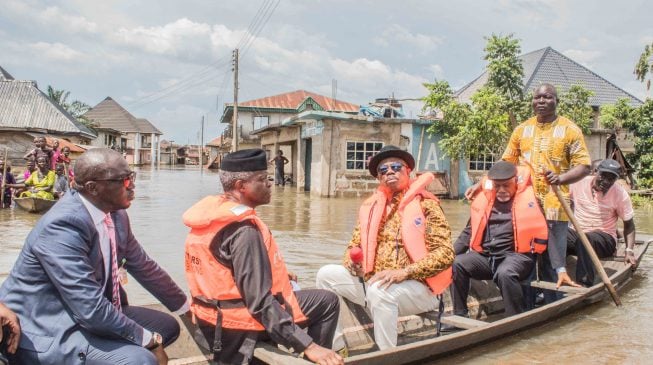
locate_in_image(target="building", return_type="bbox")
[0,66,96,166]
[219,90,359,151]
[456,46,643,179]
[83,97,163,165]
[253,109,461,197]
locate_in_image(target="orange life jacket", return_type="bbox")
[469,166,548,254]
[358,173,453,295]
[183,195,306,331]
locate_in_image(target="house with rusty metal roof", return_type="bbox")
[83,97,163,165]
[0,65,97,165]
[454,46,643,176]
[219,89,360,150]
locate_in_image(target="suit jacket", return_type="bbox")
[0,190,187,364]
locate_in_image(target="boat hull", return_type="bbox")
[14,197,56,213]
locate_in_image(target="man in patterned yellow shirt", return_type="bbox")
[468,84,591,301]
[316,145,454,351]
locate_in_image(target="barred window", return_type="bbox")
[468,150,497,171]
[346,141,383,170]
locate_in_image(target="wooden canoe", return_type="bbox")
[159,234,652,365]
[13,197,57,213]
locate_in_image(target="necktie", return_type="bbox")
[103,214,122,311]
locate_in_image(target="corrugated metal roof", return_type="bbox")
[456,47,642,107]
[0,79,91,135]
[238,90,359,112]
[0,66,14,81]
[83,97,162,134]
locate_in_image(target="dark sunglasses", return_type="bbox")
[94,171,137,188]
[377,162,405,176]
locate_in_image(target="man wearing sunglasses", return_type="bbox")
[317,145,454,351]
[0,148,189,365]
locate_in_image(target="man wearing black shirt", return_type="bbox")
[451,161,543,317]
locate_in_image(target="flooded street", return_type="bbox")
[1,166,652,363]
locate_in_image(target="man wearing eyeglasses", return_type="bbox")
[316,145,454,351]
[0,148,189,365]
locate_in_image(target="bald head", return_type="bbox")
[74,148,126,185]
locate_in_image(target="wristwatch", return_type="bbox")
[146,332,163,349]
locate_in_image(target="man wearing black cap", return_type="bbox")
[316,145,454,351]
[567,159,637,287]
[183,148,342,365]
[452,161,549,317]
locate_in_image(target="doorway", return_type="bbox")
[304,138,312,192]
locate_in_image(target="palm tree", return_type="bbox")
[634,42,653,96]
[46,86,95,127]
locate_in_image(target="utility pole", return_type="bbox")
[232,48,239,152]
[200,115,205,175]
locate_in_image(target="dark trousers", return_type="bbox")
[451,251,534,317]
[84,305,181,365]
[567,229,616,287]
[197,289,340,365]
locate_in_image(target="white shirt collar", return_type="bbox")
[78,193,107,226]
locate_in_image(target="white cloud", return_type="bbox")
[373,24,442,52]
[427,64,445,79]
[27,42,85,61]
[38,7,98,34]
[563,49,602,67]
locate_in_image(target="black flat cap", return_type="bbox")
[221,148,268,172]
[488,161,517,180]
[597,159,620,177]
[368,145,415,177]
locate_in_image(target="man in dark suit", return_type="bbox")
[0,148,189,365]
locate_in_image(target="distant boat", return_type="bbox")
[14,197,56,213]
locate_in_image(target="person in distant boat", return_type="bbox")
[452,161,549,318]
[50,139,61,171]
[20,159,36,182]
[183,148,343,365]
[53,163,69,199]
[23,136,53,166]
[0,159,16,208]
[268,149,289,186]
[465,84,591,302]
[0,302,21,365]
[567,159,637,287]
[316,145,454,351]
[0,148,189,365]
[18,155,55,200]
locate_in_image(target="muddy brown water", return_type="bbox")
[1,165,652,363]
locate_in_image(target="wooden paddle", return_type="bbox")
[1,147,8,208]
[550,184,622,306]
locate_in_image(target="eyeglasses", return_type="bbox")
[377,162,405,176]
[94,171,137,188]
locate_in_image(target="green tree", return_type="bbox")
[47,85,95,128]
[600,98,635,130]
[484,33,528,128]
[557,85,594,134]
[625,100,653,188]
[634,42,653,93]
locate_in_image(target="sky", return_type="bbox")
[1,0,651,144]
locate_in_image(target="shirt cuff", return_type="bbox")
[556,267,567,274]
[288,327,314,353]
[141,329,153,347]
[173,300,190,315]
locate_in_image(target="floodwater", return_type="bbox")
[1,165,652,363]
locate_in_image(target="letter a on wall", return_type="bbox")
[423,142,440,171]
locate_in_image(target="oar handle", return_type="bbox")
[1,147,8,207]
[551,184,622,306]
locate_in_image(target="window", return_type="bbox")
[468,151,497,171]
[254,116,269,130]
[346,141,383,170]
